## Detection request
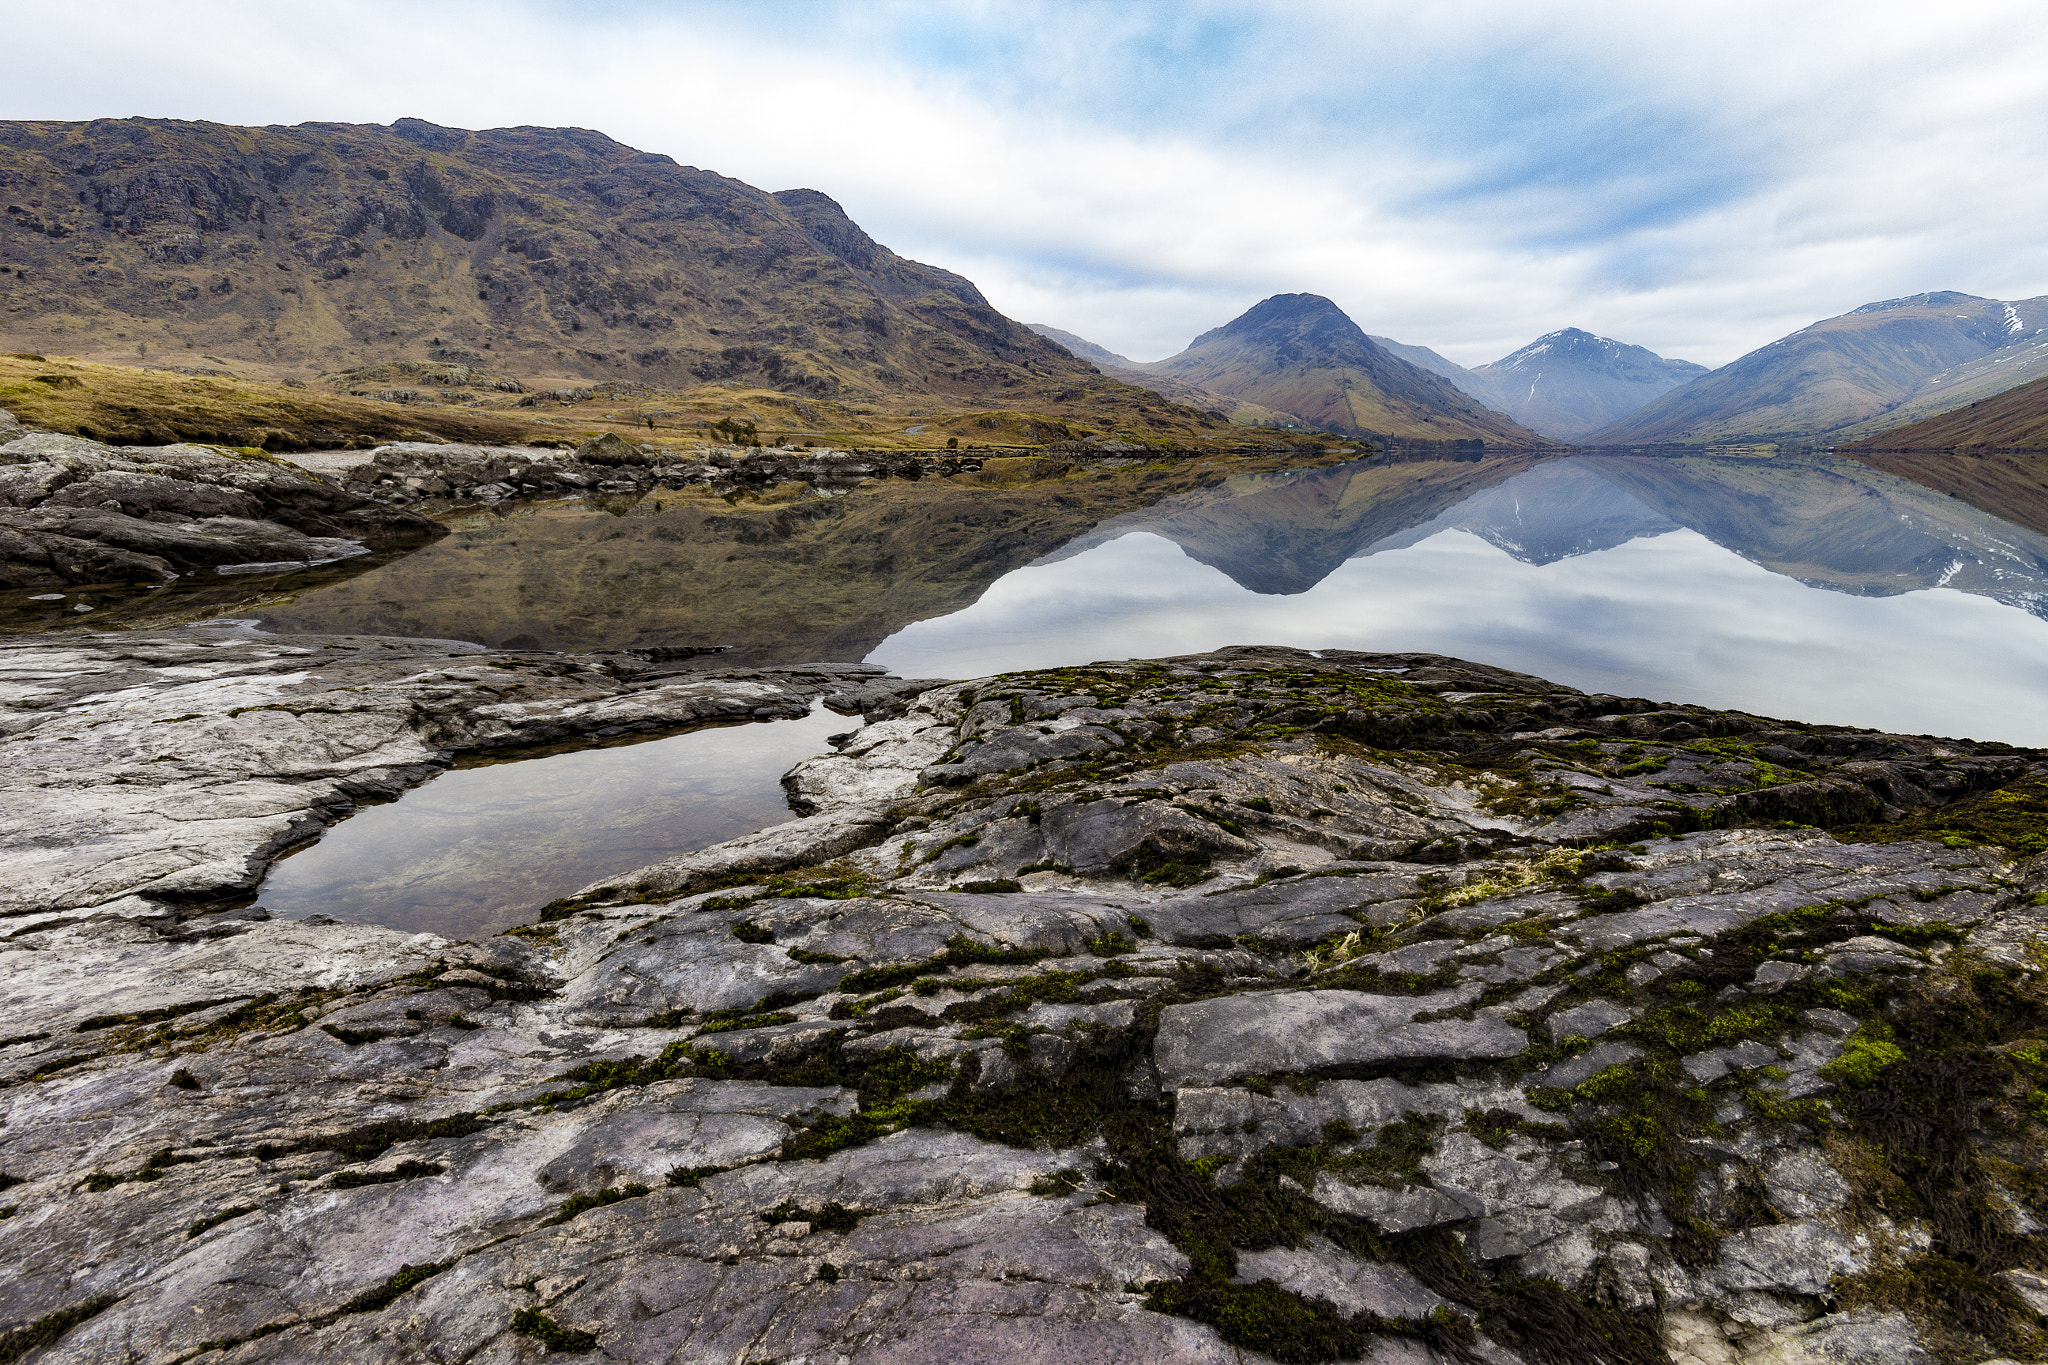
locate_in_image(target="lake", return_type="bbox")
[216,448,2048,936]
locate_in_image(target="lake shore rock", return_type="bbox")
[4,640,2047,1364]
[0,417,445,589]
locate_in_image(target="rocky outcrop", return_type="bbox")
[328,435,993,508]
[0,625,910,927]
[0,418,444,589]
[3,643,2047,1363]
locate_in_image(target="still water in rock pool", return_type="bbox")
[253,449,2048,938]
[258,703,849,940]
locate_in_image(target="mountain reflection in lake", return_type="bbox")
[870,455,2048,746]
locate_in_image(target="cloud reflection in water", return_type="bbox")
[869,528,2048,746]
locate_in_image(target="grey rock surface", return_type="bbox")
[1154,986,1525,1089]
[2,641,2041,1363]
[0,429,445,588]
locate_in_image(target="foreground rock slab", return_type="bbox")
[4,642,2048,1364]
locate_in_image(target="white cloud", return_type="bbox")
[7,0,2048,366]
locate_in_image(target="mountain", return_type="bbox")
[1132,294,1545,443]
[1460,328,1708,440]
[0,116,1200,428]
[1586,292,2048,444]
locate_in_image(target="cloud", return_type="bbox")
[5,0,2046,365]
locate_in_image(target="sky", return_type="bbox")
[10,0,2048,366]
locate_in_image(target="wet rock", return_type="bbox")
[1546,997,1635,1040]
[1311,1174,1473,1233]
[1526,1039,1644,1090]
[1038,798,1262,878]
[1234,1236,1451,1320]
[1680,1039,1781,1084]
[1706,1221,1870,1297]
[1760,1148,1851,1219]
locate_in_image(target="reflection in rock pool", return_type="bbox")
[257,703,851,940]
[872,455,2048,745]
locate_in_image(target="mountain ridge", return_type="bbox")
[1587,291,2048,444]
[0,116,1250,446]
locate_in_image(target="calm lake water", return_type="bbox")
[240,449,2048,938]
[875,456,2048,746]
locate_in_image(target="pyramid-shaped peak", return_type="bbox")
[1187,294,1368,353]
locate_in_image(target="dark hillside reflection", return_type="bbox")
[249,454,1543,661]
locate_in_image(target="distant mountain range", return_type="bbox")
[1587,291,2048,444]
[1037,312,1704,442]
[4,115,2045,458]
[1039,289,2048,452]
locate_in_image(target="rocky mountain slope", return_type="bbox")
[0,117,1204,429]
[1133,295,1544,443]
[1461,330,1707,441]
[1588,292,2048,445]
[4,636,2047,1363]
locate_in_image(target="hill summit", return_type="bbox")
[1138,294,1543,443]
[1464,328,1707,440]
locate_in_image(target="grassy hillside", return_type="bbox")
[1840,373,2048,451]
[0,117,1273,447]
[0,349,1340,454]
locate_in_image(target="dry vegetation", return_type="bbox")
[0,351,1353,455]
